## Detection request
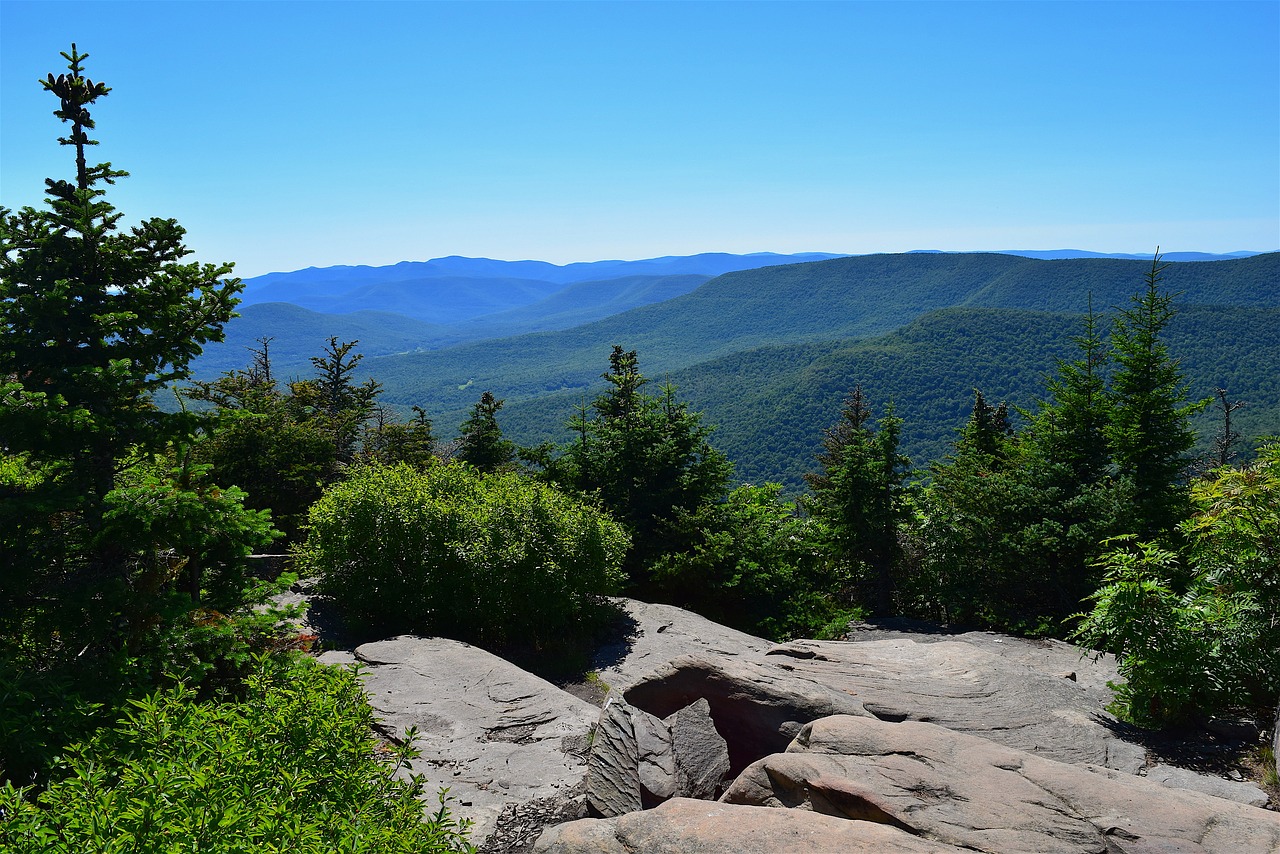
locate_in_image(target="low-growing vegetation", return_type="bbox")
[298,462,628,648]
[0,656,475,853]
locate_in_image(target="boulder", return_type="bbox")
[668,698,731,800]
[591,599,770,694]
[623,652,872,774]
[623,635,1147,777]
[764,637,1147,771]
[585,696,731,817]
[532,797,969,853]
[1274,699,1279,781]
[722,715,1280,854]
[319,636,598,844]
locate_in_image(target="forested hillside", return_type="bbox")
[499,304,1280,489]
[328,253,1276,480]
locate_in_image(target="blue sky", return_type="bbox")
[2,1,1277,278]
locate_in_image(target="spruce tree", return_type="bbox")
[456,391,515,472]
[562,346,731,588]
[803,387,910,614]
[1029,299,1111,484]
[0,46,276,755]
[1105,253,1203,537]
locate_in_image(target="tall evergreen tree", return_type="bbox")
[803,387,910,614]
[560,346,731,588]
[456,391,515,472]
[0,46,275,713]
[1031,297,1112,487]
[1105,253,1204,537]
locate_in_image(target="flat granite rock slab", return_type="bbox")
[722,715,1280,854]
[763,637,1147,772]
[532,797,970,853]
[323,636,598,845]
[592,599,771,695]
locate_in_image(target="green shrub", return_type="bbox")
[0,655,474,853]
[297,463,628,647]
[1073,441,1280,725]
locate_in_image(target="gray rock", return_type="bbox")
[621,633,1151,779]
[592,599,770,695]
[586,696,731,817]
[723,715,1280,854]
[667,698,731,800]
[1274,699,1279,781]
[623,652,873,774]
[634,703,676,806]
[533,797,969,853]
[585,697,673,817]
[339,636,599,844]
[1145,763,1269,808]
[584,699,642,817]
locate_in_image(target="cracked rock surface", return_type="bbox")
[624,635,1147,776]
[721,715,1280,854]
[319,636,597,845]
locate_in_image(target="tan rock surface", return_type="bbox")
[722,715,1280,854]
[533,797,969,853]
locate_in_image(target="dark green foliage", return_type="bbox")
[1074,442,1280,725]
[905,264,1210,637]
[1029,299,1112,487]
[553,347,733,588]
[297,336,384,468]
[186,337,432,542]
[298,463,628,648]
[907,422,1130,635]
[0,655,474,853]
[803,388,910,613]
[455,391,515,472]
[363,404,437,469]
[0,48,292,784]
[185,339,338,543]
[652,484,854,640]
[1106,255,1206,537]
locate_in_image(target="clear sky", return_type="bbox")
[2,1,1277,278]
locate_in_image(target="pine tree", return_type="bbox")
[1105,253,1204,537]
[456,391,515,472]
[562,346,732,588]
[804,387,910,614]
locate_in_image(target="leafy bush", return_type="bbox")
[1073,441,1280,725]
[0,655,474,853]
[298,463,628,647]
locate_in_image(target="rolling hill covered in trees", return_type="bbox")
[192,251,1280,487]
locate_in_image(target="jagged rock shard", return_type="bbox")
[586,697,669,817]
[533,797,970,853]
[667,697,731,800]
[586,696,732,817]
[722,715,1280,854]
